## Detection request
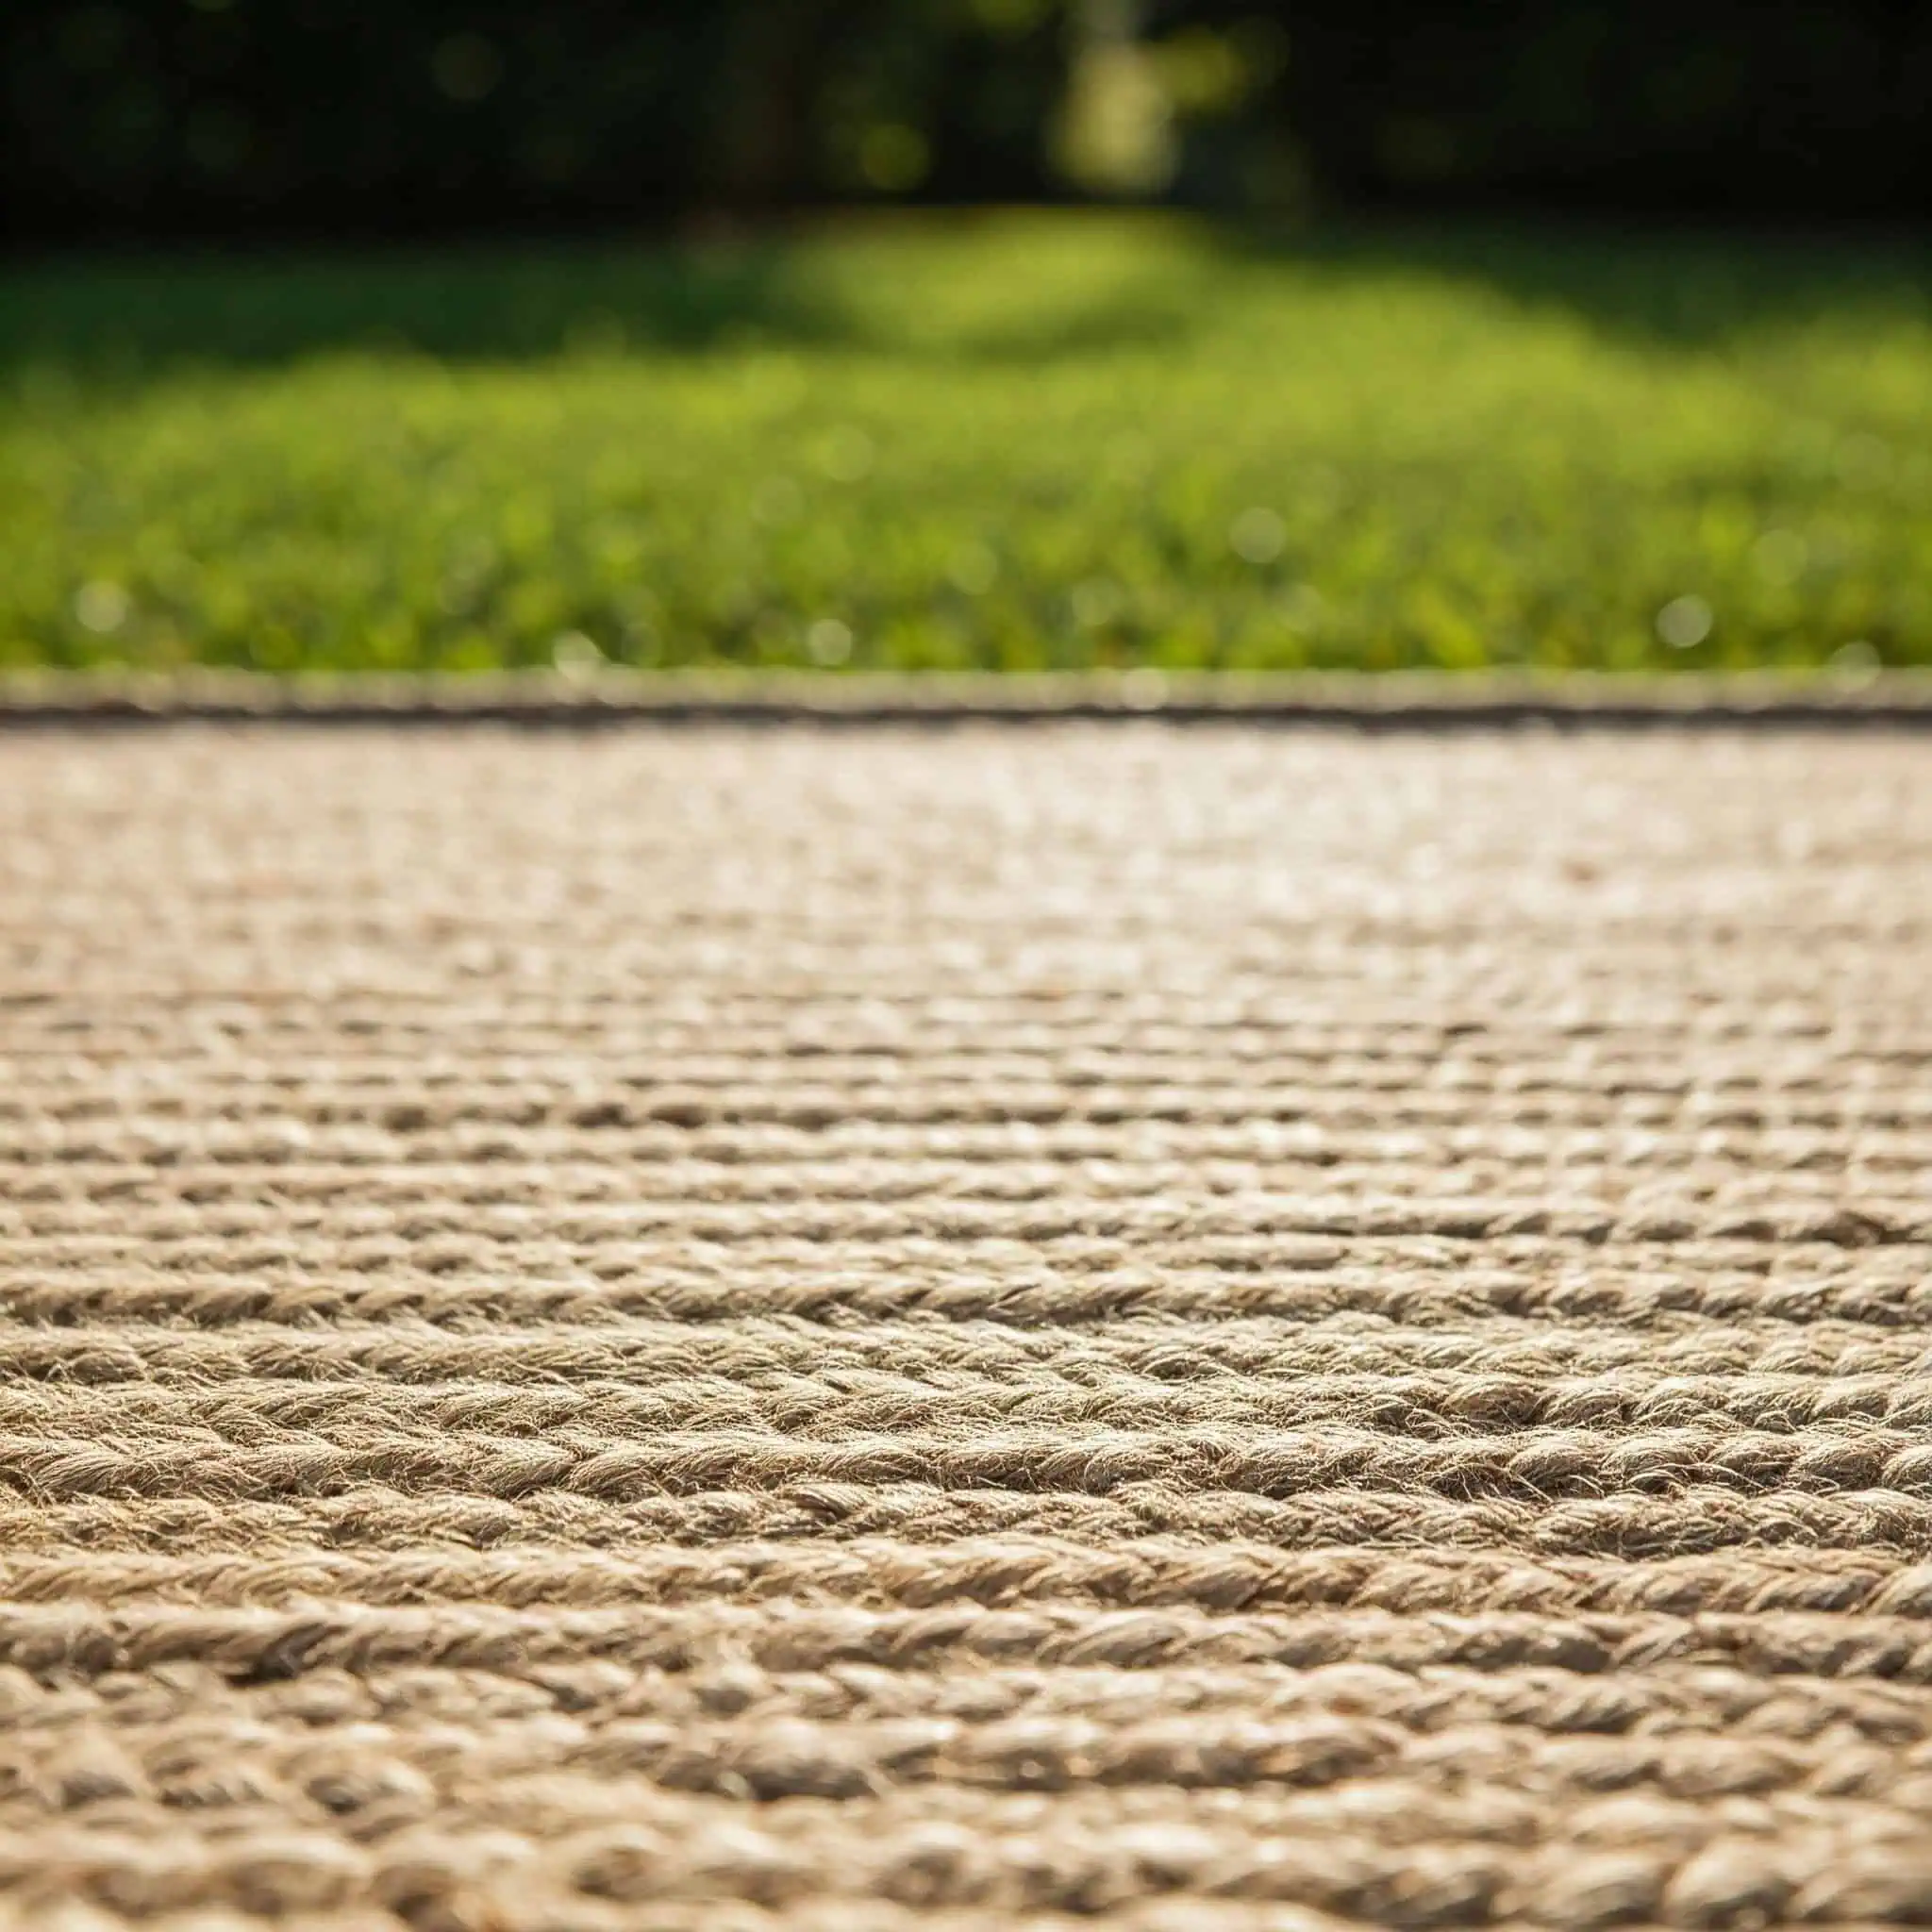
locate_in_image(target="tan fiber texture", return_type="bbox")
[1,722,1929,1932]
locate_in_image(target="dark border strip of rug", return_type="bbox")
[3,669,1930,728]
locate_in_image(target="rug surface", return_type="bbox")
[1,724,1929,1930]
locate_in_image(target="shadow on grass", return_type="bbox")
[2,211,1927,380]
[0,238,848,377]
[1224,217,1932,349]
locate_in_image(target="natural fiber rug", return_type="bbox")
[1,722,1929,1931]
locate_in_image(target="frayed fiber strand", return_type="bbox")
[0,722,1928,1930]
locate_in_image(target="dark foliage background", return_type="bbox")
[7,0,1932,248]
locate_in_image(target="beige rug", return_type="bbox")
[1,723,1928,1930]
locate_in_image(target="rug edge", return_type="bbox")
[3,666,1930,726]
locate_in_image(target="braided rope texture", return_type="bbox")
[1,722,1929,1932]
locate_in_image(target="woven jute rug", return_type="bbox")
[2,717,1929,1931]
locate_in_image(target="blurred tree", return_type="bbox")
[706,2,852,211]
[3,0,1927,246]
[1055,0,1178,196]
[1205,0,1932,219]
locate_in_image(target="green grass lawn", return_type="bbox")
[4,212,1929,675]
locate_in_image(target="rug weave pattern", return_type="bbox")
[2,724,1929,1930]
